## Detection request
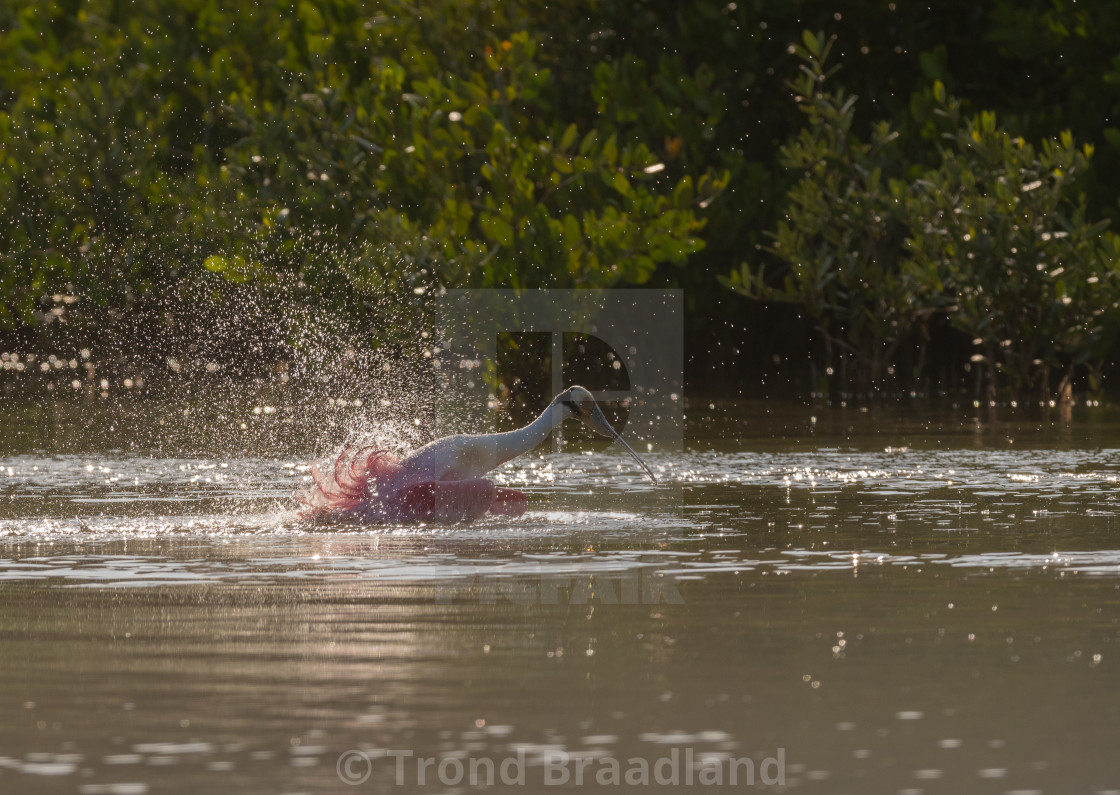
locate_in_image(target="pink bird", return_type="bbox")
[298,386,657,523]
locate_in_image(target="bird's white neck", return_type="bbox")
[487,400,568,466]
[395,400,572,486]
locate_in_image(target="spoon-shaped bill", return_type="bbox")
[585,403,658,484]
[610,431,659,485]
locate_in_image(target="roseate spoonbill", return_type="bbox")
[298,386,657,523]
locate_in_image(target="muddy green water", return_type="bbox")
[2,399,1119,793]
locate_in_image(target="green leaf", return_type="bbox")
[579,129,598,155]
[601,133,618,167]
[612,171,630,195]
[480,214,513,247]
[801,29,821,57]
[673,176,694,208]
[559,123,578,151]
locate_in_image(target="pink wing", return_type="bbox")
[298,447,402,519]
[298,446,528,522]
[392,480,527,523]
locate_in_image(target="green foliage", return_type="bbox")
[232,26,725,291]
[7,2,1120,399]
[724,31,1120,401]
[722,32,911,389]
[0,0,726,344]
[902,93,1120,398]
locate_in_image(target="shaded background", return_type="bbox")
[4,0,1120,401]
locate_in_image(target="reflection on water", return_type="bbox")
[2,401,1120,793]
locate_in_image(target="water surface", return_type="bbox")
[2,400,1119,793]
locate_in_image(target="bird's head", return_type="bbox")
[558,385,603,430]
[554,385,657,484]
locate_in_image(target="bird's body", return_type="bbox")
[298,386,656,523]
[385,402,570,489]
